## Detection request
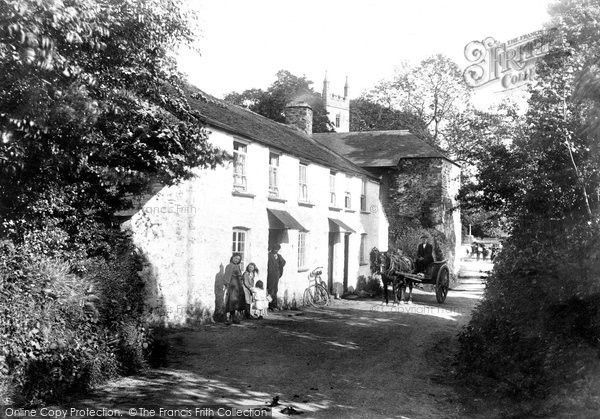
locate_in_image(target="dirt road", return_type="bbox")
[72,264,489,419]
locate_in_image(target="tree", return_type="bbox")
[457,0,600,402]
[224,70,333,133]
[0,0,225,251]
[365,55,471,147]
[445,101,525,170]
[349,97,429,133]
[458,2,600,222]
[446,100,525,235]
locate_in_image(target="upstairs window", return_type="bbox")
[345,176,352,209]
[360,179,367,211]
[299,163,308,202]
[329,172,336,206]
[269,152,279,198]
[233,141,247,192]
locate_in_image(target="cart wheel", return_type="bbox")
[436,265,449,303]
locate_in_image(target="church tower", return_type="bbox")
[322,72,350,133]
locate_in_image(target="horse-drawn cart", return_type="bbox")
[398,260,450,304]
[370,248,451,304]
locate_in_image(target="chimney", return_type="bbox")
[284,101,313,135]
[344,75,349,99]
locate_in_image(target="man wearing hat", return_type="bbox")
[415,235,434,274]
[267,244,286,309]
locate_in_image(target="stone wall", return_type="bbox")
[377,158,461,275]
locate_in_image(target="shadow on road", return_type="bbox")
[70,291,480,418]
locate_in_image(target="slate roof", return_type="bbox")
[312,130,459,168]
[185,85,377,179]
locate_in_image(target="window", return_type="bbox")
[360,179,367,211]
[269,152,279,198]
[344,176,352,209]
[329,172,336,206]
[298,232,307,269]
[232,229,247,267]
[299,163,308,202]
[233,141,247,192]
[335,114,340,128]
[360,234,367,264]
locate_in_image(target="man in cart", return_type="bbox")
[415,234,434,275]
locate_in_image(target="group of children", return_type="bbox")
[223,254,271,324]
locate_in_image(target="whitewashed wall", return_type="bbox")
[129,126,388,325]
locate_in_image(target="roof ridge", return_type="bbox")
[185,84,379,178]
[314,129,412,135]
[315,129,454,162]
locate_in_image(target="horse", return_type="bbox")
[370,247,415,304]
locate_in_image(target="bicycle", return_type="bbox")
[303,266,331,307]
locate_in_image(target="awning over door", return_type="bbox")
[267,209,307,231]
[328,218,356,233]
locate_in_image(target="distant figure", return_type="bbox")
[251,280,270,319]
[482,245,489,260]
[415,235,434,274]
[471,242,478,259]
[223,253,245,324]
[267,244,286,310]
[242,262,258,319]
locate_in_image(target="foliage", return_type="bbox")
[458,2,600,222]
[457,0,600,402]
[458,220,600,398]
[349,97,429,133]
[224,70,333,133]
[355,275,383,296]
[364,55,471,147]
[446,100,525,176]
[391,217,448,263]
[0,0,225,245]
[0,0,213,406]
[461,209,507,239]
[0,232,159,405]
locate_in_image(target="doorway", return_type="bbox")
[327,233,335,293]
[343,233,350,293]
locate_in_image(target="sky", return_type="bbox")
[178,0,554,109]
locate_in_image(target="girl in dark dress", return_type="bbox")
[223,253,245,324]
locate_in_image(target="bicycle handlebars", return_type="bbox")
[309,266,324,277]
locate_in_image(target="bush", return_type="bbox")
[355,275,383,295]
[457,218,600,398]
[0,230,157,406]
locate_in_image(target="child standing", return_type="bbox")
[251,280,270,319]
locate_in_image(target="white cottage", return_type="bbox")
[126,86,389,325]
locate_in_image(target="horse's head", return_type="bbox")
[379,251,392,274]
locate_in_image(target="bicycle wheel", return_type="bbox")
[303,287,315,306]
[312,284,330,306]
